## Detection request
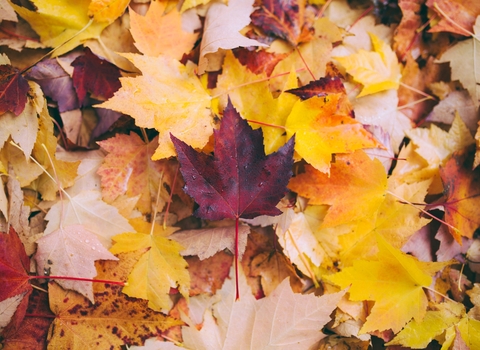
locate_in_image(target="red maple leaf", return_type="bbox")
[0,227,32,331]
[171,100,294,298]
[71,47,121,105]
[0,65,29,116]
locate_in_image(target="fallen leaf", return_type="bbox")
[71,47,121,104]
[0,0,16,22]
[250,0,308,46]
[285,94,380,173]
[426,0,480,36]
[186,252,233,295]
[440,145,480,242]
[98,53,213,159]
[87,0,129,24]
[288,150,387,227]
[35,224,119,302]
[46,257,182,348]
[110,218,190,313]
[171,224,250,260]
[198,0,267,73]
[436,16,480,109]
[326,233,450,334]
[97,132,181,214]
[334,33,401,97]
[129,1,198,60]
[43,190,134,248]
[0,64,29,115]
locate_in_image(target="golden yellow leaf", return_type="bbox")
[98,54,213,159]
[334,33,400,97]
[326,234,449,334]
[9,0,108,56]
[88,0,129,23]
[129,1,198,60]
[110,218,190,313]
[285,94,380,173]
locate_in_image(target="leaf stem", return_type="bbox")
[296,47,316,81]
[433,2,480,41]
[29,275,126,285]
[423,285,455,303]
[399,82,437,100]
[163,165,179,229]
[246,119,286,129]
[235,216,240,300]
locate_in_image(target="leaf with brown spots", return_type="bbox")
[46,254,182,348]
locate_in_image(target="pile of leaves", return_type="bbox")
[1,0,480,348]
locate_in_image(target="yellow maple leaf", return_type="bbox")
[110,218,190,313]
[326,234,450,334]
[88,0,129,23]
[9,0,108,56]
[129,1,198,60]
[214,51,298,154]
[334,33,401,97]
[285,94,380,173]
[180,0,214,12]
[288,150,387,227]
[339,178,432,265]
[97,53,213,159]
[387,300,480,349]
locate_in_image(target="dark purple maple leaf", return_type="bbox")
[171,100,294,298]
[71,47,121,106]
[0,65,29,116]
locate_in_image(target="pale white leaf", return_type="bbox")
[0,293,26,331]
[0,0,17,22]
[35,224,118,302]
[43,190,133,248]
[171,225,250,260]
[241,208,295,233]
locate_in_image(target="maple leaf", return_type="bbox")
[129,1,198,60]
[171,100,294,298]
[179,268,345,350]
[35,224,118,302]
[288,150,387,227]
[440,145,480,242]
[26,58,79,113]
[97,132,183,215]
[334,33,401,97]
[171,224,250,260]
[43,190,133,248]
[98,53,213,159]
[437,16,480,110]
[285,94,380,173]
[0,227,31,332]
[46,256,182,348]
[110,218,190,313]
[0,64,29,116]
[250,0,308,46]
[9,0,109,56]
[71,47,121,105]
[198,0,267,74]
[326,234,451,334]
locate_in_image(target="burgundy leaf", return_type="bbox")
[26,58,79,112]
[0,65,29,116]
[171,100,294,221]
[286,76,346,100]
[71,47,121,105]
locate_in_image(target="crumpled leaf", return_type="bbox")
[109,218,189,313]
[250,0,308,46]
[334,33,401,97]
[35,224,118,302]
[0,64,29,115]
[198,0,267,74]
[288,150,387,227]
[71,47,121,105]
[129,1,198,60]
[98,53,213,159]
[440,145,480,242]
[327,234,451,334]
[171,224,250,260]
[285,94,380,173]
[437,16,480,109]
[426,0,480,36]
[46,257,182,348]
